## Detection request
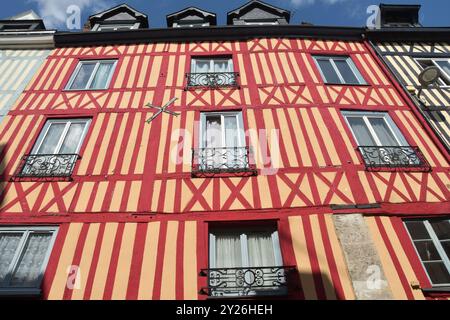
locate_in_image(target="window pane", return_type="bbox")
[430,220,450,240]
[368,118,399,146]
[69,63,96,89]
[59,123,86,154]
[90,62,114,89]
[37,123,66,154]
[224,116,238,148]
[0,233,22,284]
[214,60,229,73]
[10,233,52,287]
[441,241,450,260]
[214,233,242,268]
[317,59,341,84]
[347,117,376,146]
[424,262,450,285]
[405,221,431,240]
[205,116,222,148]
[334,59,360,84]
[194,60,211,73]
[435,60,450,78]
[414,240,441,261]
[247,232,276,267]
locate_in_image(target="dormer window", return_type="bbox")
[227,0,290,26]
[167,7,216,28]
[87,4,148,32]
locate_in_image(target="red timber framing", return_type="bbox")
[0,30,448,300]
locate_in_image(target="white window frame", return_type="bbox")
[174,21,209,28]
[199,111,245,149]
[65,60,117,90]
[93,23,140,31]
[0,226,58,295]
[404,219,450,287]
[314,56,366,85]
[342,111,408,147]
[32,118,91,155]
[415,58,450,87]
[191,57,234,74]
[209,229,283,269]
[244,19,279,25]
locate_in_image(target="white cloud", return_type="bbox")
[30,0,113,29]
[290,0,350,7]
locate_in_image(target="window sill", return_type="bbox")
[0,288,42,297]
[322,82,370,87]
[422,286,450,293]
[63,88,110,92]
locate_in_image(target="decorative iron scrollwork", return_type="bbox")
[186,72,239,89]
[14,154,79,179]
[192,147,257,177]
[358,146,431,172]
[200,266,295,297]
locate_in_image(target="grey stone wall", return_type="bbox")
[333,214,393,300]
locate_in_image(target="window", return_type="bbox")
[191,57,233,74]
[244,19,279,25]
[0,227,57,295]
[187,57,237,88]
[405,219,450,286]
[33,119,91,155]
[66,60,117,90]
[192,111,254,176]
[95,23,138,31]
[343,111,407,147]
[314,56,366,85]
[416,58,450,86]
[175,20,208,28]
[17,119,90,178]
[206,227,287,297]
[342,111,429,170]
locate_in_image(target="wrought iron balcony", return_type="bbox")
[200,266,296,298]
[192,146,257,177]
[186,72,239,89]
[358,146,431,172]
[13,154,80,180]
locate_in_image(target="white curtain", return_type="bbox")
[60,123,85,154]
[215,234,242,268]
[214,60,229,72]
[37,123,66,154]
[347,117,376,146]
[91,62,114,89]
[193,60,210,73]
[10,233,51,287]
[247,233,276,267]
[0,233,22,284]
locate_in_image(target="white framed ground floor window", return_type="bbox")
[0,226,58,296]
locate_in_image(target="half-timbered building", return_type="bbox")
[0,1,448,300]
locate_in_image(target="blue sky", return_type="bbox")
[3,0,450,30]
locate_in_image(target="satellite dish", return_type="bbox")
[417,66,441,99]
[418,66,441,87]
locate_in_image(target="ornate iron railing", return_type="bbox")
[192,147,257,177]
[358,146,431,172]
[200,266,295,298]
[14,154,79,179]
[186,72,239,89]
